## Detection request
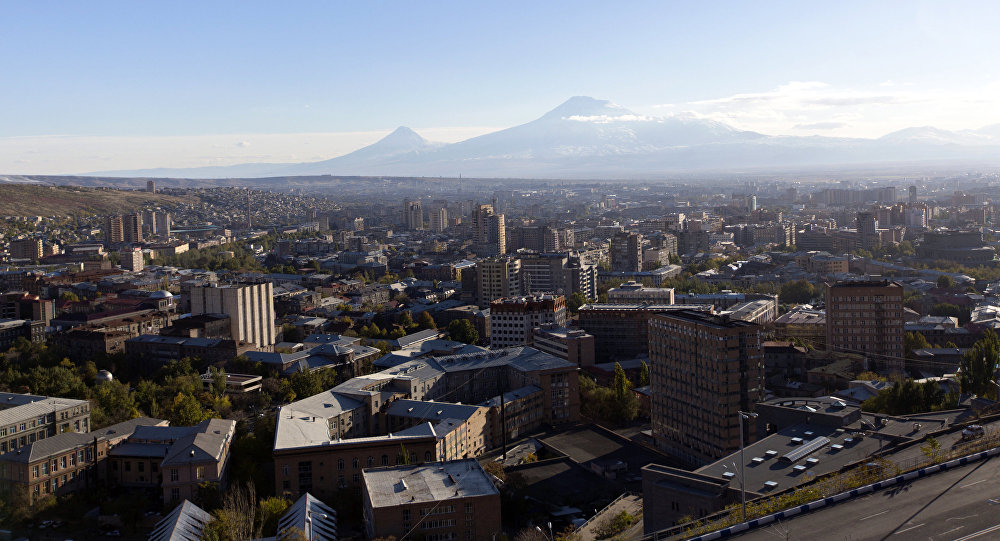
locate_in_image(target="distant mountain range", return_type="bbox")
[89,97,1000,179]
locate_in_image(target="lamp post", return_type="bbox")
[535,522,553,541]
[305,509,328,541]
[738,410,758,522]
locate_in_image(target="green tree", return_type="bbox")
[930,303,969,324]
[937,275,955,289]
[399,311,416,331]
[567,291,588,313]
[447,319,479,344]
[169,392,207,426]
[779,279,817,304]
[959,331,1000,399]
[416,311,437,330]
[904,331,931,356]
[639,361,650,387]
[209,366,227,398]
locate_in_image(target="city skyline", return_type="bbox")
[3,1,1000,173]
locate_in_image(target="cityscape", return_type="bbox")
[4,2,1000,541]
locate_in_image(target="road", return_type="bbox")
[732,455,1000,541]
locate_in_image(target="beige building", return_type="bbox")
[190,283,276,349]
[362,459,501,541]
[475,257,521,307]
[607,281,675,304]
[489,294,566,348]
[825,280,904,374]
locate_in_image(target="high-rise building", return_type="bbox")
[473,204,506,256]
[908,185,918,204]
[120,248,144,272]
[489,294,566,347]
[649,310,765,465]
[123,213,143,243]
[519,252,597,300]
[474,257,521,307]
[825,280,904,374]
[104,215,124,245]
[142,210,158,236]
[155,213,171,238]
[610,231,643,272]
[146,180,156,193]
[190,283,276,349]
[404,200,423,230]
[856,211,878,251]
[10,238,43,261]
[429,206,448,233]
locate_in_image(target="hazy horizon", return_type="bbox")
[4,1,1000,174]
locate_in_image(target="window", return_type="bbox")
[196,466,205,480]
[32,465,39,479]
[282,464,289,476]
[171,488,180,502]
[125,461,131,472]
[170,469,179,482]
[352,458,359,469]
[338,459,344,471]
[138,462,145,473]
[381,454,389,466]
[60,457,67,468]
[367,456,374,467]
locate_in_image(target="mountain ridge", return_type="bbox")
[85,96,1000,179]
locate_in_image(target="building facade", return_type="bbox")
[649,310,765,466]
[489,295,566,348]
[190,283,276,349]
[825,280,904,374]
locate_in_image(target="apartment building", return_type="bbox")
[649,310,765,466]
[825,280,905,374]
[489,295,566,347]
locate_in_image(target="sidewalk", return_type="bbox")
[576,493,643,541]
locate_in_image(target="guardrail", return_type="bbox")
[662,443,1000,541]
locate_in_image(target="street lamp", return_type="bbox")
[737,410,758,522]
[305,510,328,541]
[535,522,553,541]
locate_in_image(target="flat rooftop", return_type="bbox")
[363,458,498,508]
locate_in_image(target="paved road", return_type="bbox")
[732,455,1000,541]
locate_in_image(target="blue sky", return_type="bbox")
[3,1,1000,173]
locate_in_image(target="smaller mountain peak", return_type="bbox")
[374,126,429,147]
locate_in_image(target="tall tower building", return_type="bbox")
[474,257,521,307]
[908,185,918,204]
[856,211,878,251]
[649,310,765,466]
[190,283,276,350]
[104,215,124,245]
[429,207,448,233]
[155,213,171,239]
[826,280,904,374]
[146,180,156,193]
[404,200,424,231]
[610,231,643,272]
[122,213,143,244]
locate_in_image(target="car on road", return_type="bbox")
[962,424,985,441]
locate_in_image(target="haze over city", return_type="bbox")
[4,1,1000,174]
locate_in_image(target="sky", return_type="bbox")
[3,0,1000,174]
